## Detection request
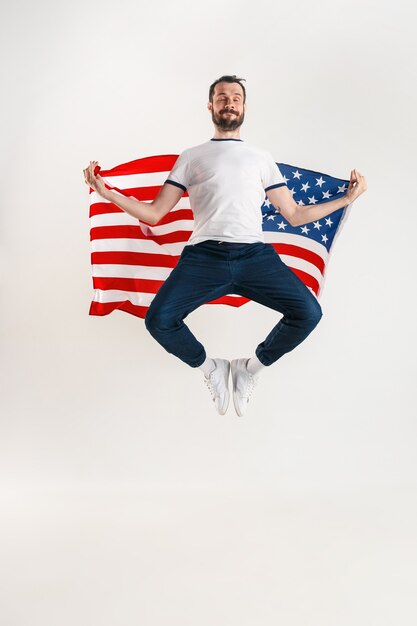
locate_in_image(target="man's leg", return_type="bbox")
[144,243,233,367]
[230,242,322,415]
[233,243,323,365]
[145,242,235,414]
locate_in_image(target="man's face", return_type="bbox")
[208,82,246,131]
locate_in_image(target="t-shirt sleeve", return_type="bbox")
[262,152,287,192]
[165,150,189,192]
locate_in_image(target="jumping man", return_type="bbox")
[83,74,367,416]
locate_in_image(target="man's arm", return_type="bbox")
[84,161,184,225]
[266,169,367,227]
[101,182,185,225]
[152,182,186,224]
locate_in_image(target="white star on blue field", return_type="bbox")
[261,163,350,252]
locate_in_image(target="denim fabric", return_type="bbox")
[144,240,322,367]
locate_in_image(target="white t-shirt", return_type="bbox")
[165,138,287,245]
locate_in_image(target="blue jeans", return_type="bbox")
[145,240,322,367]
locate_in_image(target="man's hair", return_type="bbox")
[209,75,247,103]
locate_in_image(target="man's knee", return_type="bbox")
[145,305,177,336]
[144,307,162,335]
[305,297,323,329]
[291,295,322,332]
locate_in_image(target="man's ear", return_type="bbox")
[207,102,212,111]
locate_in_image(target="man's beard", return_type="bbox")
[212,109,245,131]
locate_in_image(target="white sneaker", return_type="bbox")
[231,358,259,417]
[203,358,231,415]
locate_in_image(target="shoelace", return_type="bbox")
[204,374,218,401]
[244,374,258,400]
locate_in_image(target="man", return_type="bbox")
[83,74,367,417]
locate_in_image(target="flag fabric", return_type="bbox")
[89,154,351,318]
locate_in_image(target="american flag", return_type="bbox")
[89,154,351,318]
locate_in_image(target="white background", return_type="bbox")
[1,0,416,624]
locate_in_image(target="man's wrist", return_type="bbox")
[100,186,112,201]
